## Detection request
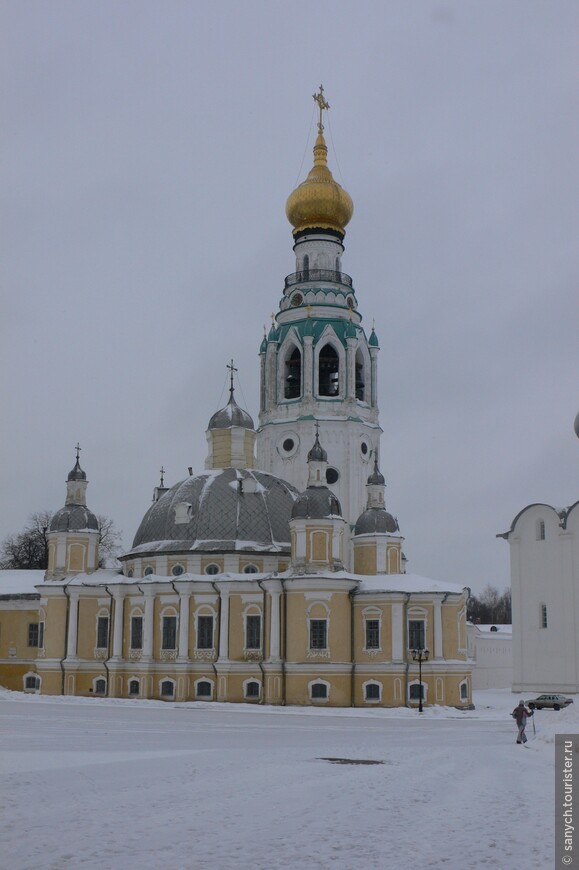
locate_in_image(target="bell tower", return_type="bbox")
[256,88,382,527]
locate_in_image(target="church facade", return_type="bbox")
[0,92,473,709]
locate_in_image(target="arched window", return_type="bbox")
[128,679,140,696]
[355,348,365,401]
[303,254,309,275]
[160,679,175,698]
[364,682,381,701]
[245,680,261,699]
[318,344,339,396]
[284,346,302,399]
[94,678,107,695]
[196,680,212,698]
[310,681,328,700]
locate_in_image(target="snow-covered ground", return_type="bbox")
[0,688,568,869]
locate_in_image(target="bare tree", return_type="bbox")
[467,584,511,624]
[97,515,123,567]
[0,510,52,569]
[0,511,122,570]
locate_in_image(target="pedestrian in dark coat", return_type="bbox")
[512,700,533,743]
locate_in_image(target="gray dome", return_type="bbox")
[67,459,87,481]
[50,505,99,533]
[129,468,298,554]
[367,463,385,486]
[208,396,254,431]
[307,432,327,463]
[354,508,399,536]
[291,486,342,520]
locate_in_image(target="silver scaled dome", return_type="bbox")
[130,468,298,555]
[291,486,342,520]
[208,394,254,431]
[67,458,87,481]
[50,505,99,533]
[354,509,399,536]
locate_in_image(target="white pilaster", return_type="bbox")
[178,592,190,660]
[269,590,281,661]
[218,590,230,660]
[391,602,404,661]
[143,590,155,659]
[434,599,444,659]
[111,591,124,659]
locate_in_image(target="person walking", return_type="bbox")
[512,700,534,743]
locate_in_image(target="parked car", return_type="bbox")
[526,694,574,711]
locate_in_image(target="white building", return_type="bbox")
[499,500,579,693]
[466,623,512,689]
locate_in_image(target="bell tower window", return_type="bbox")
[318,344,339,397]
[355,349,365,400]
[302,253,309,275]
[284,346,302,399]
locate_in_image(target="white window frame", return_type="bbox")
[93,676,107,695]
[243,678,262,700]
[362,607,382,653]
[309,679,330,703]
[363,680,382,704]
[128,677,141,697]
[459,678,470,703]
[95,607,110,653]
[159,677,176,699]
[408,679,428,706]
[194,606,216,655]
[159,606,178,651]
[194,677,214,699]
[23,672,41,693]
[243,605,262,652]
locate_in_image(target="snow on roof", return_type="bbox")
[356,573,466,595]
[0,570,45,596]
[472,623,512,635]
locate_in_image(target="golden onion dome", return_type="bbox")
[286,129,353,238]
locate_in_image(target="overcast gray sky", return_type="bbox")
[1,1,577,594]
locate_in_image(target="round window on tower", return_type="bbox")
[291,292,303,307]
[326,467,340,485]
[347,296,354,309]
[360,440,370,460]
[277,433,299,458]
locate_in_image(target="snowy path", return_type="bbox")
[0,692,557,869]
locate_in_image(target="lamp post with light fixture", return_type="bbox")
[411,647,430,712]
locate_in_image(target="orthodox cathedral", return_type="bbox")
[0,91,473,708]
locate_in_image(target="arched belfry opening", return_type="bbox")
[355,348,365,401]
[318,344,340,397]
[285,346,302,399]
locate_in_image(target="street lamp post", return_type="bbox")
[411,647,430,712]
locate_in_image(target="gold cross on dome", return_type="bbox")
[313,85,330,133]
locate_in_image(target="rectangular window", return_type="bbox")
[197,615,214,649]
[162,616,177,650]
[541,604,548,629]
[96,616,109,649]
[246,614,261,650]
[365,619,380,650]
[28,623,39,647]
[309,619,328,650]
[408,620,425,650]
[130,616,143,650]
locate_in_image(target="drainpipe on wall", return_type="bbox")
[104,586,114,697]
[257,579,268,704]
[60,578,73,696]
[211,582,221,700]
[349,588,356,707]
[280,577,287,706]
[403,592,410,707]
